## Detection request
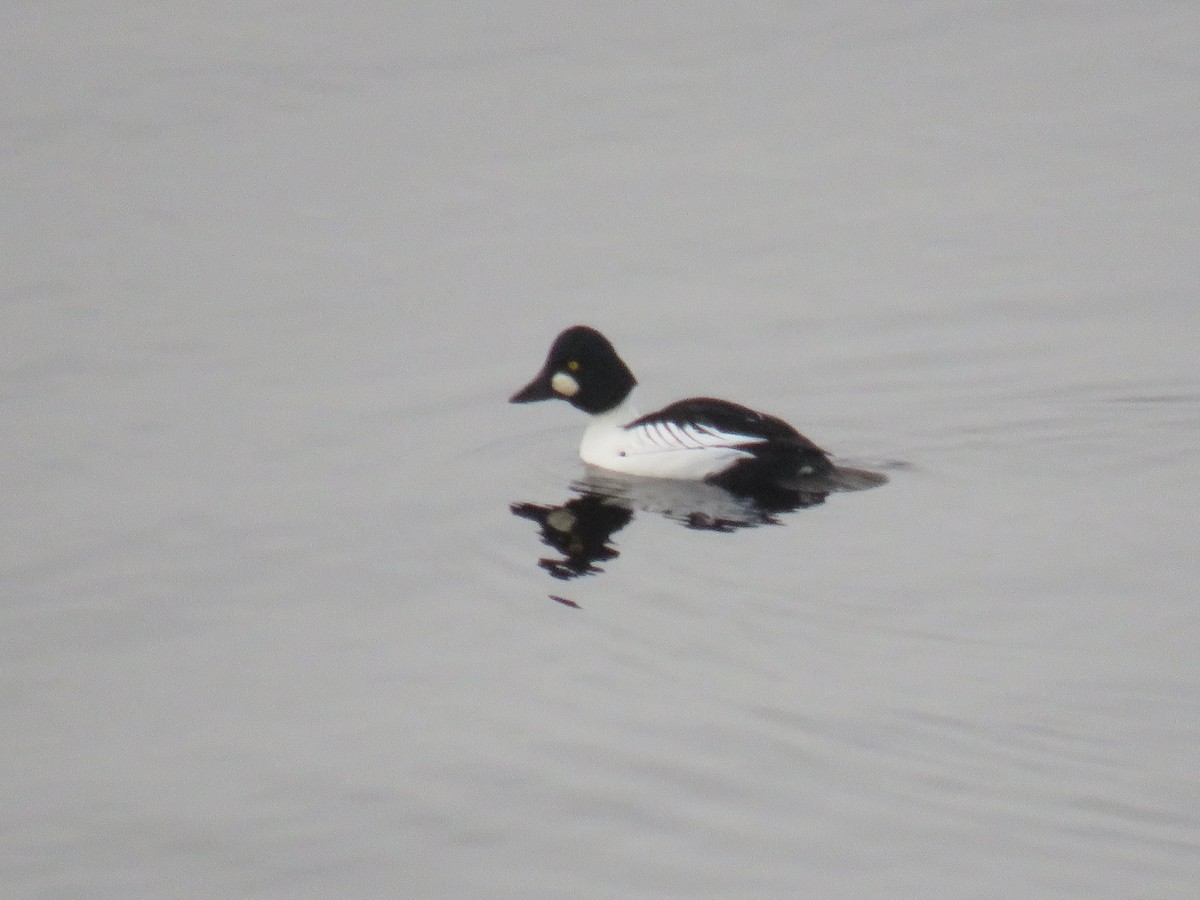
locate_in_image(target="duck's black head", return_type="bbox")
[509,325,637,414]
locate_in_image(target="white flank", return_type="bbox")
[579,396,761,480]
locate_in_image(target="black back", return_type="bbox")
[629,397,834,490]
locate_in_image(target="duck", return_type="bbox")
[510,325,836,495]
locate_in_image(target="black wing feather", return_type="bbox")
[627,397,834,490]
[626,398,819,450]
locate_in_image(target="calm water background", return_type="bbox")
[4,3,1199,898]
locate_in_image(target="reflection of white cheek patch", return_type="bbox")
[551,372,579,397]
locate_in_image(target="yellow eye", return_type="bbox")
[567,360,581,372]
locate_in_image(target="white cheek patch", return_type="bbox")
[551,371,579,397]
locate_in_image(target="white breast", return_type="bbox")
[579,400,761,480]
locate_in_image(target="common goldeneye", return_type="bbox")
[510,325,836,494]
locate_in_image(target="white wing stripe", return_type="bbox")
[665,421,693,448]
[625,420,767,454]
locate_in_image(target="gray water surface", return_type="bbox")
[4,3,1200,898]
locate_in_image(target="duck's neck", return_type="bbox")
[590,391,639,428]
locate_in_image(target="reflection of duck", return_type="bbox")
[574,468,825,531]
[511,463,884,591]
[511,492,633,580]
[511,325,885,496]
